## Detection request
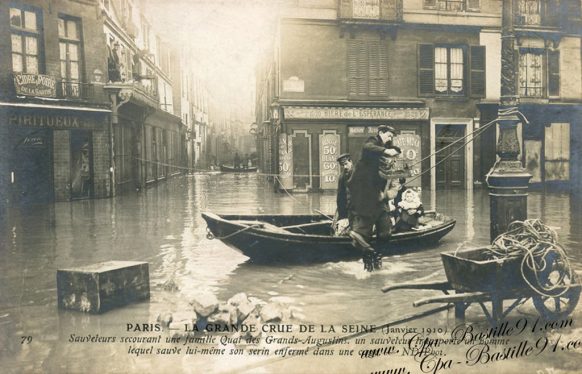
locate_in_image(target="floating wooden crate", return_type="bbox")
[57,261,150,313]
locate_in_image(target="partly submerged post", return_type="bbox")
[487,0,532,241]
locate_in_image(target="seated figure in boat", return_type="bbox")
[394,188,425,232]
[333,153,353,236]
[383,177,406,228]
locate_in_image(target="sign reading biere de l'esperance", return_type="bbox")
[284,106,430,120]
[13,73,57,98]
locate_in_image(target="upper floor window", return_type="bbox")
[423,0,480,11]
[518,48,559,98]
[418,44,485,97]
[435,47,464,94]
[59,16,83,97]
[348,38,389,98]
[10,7,42,74]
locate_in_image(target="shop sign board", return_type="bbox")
[319,131,340,190]
[278,134,294,190]
[7,112,101,129]
[13,73,57,98]
[285,106,429,121]
[393,133,422,188]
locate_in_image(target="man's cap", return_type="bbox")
[378,125,397,134]
[336,153,352,163]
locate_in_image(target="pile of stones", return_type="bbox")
[157,292,294,340]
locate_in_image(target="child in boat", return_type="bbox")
[395,188,424,231]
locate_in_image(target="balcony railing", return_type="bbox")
[339,0,403,22]
[423,0,480,12]
[57,80,108,102]
[514,0,562,28]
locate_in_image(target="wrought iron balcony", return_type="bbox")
[104,80,160,110]
[338,0,403,23]
[57,80,107,102]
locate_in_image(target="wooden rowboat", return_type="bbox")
[201,211,456,263]
[220,165,258,173]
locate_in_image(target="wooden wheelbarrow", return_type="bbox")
[382,247,581,325]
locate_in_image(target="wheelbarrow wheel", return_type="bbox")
[532,268,580,321]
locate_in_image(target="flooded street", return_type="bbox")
[1,173,581,373]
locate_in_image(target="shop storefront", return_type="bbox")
[277,105,430,192]
[2,105,111,205]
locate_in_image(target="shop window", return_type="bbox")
[418,44,485,97]
[347,38,388,98]
[10,6,42,74]
[544,123,570,182]
[518,49,559,98]
[59,16,83,98]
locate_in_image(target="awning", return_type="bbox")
[0,101,111,113]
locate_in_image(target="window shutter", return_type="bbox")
[347,39,359,96]
[418,44,434,96]
[548,50,560,96]
[348,39,368,97]
[339,0,352,19]
[357,40,368,96]
[378,41,389,96]
[368,40,380,96]
[470,45,486,97]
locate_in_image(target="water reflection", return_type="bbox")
[0,174,581,372]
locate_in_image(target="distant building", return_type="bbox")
[101,0,185,193]
[256,0,582,192]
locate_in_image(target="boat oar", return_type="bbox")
[313,209,333,220]
[280,220,332,230]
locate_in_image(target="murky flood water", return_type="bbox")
[1,173,581,373]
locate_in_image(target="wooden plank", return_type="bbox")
[382,280,451,293]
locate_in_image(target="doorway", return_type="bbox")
[292,130,312,191]
[435,124,466,188]
[70,130,93,199]
[10,128,53,205]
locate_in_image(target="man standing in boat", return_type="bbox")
[333,153,353,236]
[347,125,401,271]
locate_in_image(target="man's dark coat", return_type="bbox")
[336,168,352,219]
[348,135,400,217]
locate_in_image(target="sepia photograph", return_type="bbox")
[0,0,581,373]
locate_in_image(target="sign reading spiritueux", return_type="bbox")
[13,73,57,98]
[319,131,340,190]
[8,112,94,129]
[284,106,429,120]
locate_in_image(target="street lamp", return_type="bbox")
[487,0,532,241]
